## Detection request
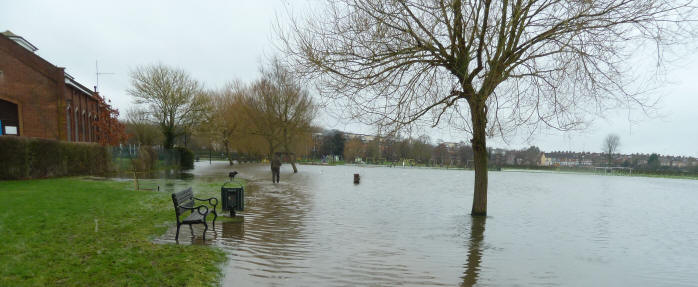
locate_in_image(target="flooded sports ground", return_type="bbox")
[152,162,698,286]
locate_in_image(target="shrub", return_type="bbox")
[0,137,110,180]
[131,146,157,172]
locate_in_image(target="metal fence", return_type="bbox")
[110,144,181,174]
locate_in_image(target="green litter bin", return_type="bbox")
[221,181,244,216]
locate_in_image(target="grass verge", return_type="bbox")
[0,178,226,286]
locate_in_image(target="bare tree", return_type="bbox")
[281,0,696,215]
[433,143,450,166]
[241,80,282,157]
[203,82,247,165]
[412,135,435,164]
[242,58,318,172]
[344,137,365,163]
[125,107,163,146]
[365,137,381,162]
[128,63,209,149]
[603,134,620,166]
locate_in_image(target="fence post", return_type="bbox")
[133,170,139,191]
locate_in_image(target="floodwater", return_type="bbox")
[155,161,698,286]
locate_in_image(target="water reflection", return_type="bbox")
[217,168,315,283]
[221,220,245,239]
[461,216,486,287]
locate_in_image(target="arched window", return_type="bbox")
[66,105,71,141]
[88,112,92,142]
[0,99,20,136]
[74,108,79,142]
[82,110,86,142]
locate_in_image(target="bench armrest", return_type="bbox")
[177,204,209,216]
[194,197,218,207]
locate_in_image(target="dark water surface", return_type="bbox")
[157,162,698,286]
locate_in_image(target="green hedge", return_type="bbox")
[0,136,110,180]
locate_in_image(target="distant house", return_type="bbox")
[545,151,592,167]
[539,153,551,166]
[0,30,99,142]
[344,132,376,143]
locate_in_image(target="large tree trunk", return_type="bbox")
[163,127,175,149]
[470,102,488,216]
[224,140,232,166]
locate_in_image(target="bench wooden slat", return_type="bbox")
[173,188,195,215]
[174,187,193,202]
[183,212,205,223]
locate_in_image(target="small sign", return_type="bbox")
[0,120,3,135]
[5,126,17,135]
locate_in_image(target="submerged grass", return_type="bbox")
[0,178,226,286]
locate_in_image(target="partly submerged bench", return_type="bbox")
[171,187,218,241]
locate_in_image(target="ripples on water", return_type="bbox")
[155,162,698,286]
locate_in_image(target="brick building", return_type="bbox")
[0,30,99,142]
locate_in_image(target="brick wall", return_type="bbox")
[0,33,98,142]
[65,84,99,142]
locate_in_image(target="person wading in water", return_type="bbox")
[271,155,281,183]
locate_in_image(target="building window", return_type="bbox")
[82,112,86,142]
[74,109,79,142]
[88,113,92,142]
[66,106,71,141]
[0,99,20,136]
[94,116,99,143]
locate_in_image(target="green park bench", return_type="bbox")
[171,188,218,241]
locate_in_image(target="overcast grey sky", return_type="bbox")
[2,0,696,157]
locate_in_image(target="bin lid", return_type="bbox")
[222,180,244,188]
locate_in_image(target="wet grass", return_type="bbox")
[501,167,698,180]
[0,178,226,286]
[626,172,698,180]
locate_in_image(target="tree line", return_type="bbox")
[322,131,698,174]
[124,58,317,172]
[312,131,472,167]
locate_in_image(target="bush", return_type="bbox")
[174,146,194,170]
[0,137,110,180]
[132,146,157,172]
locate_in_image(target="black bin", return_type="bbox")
[221,181,244,216]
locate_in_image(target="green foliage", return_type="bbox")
[175,147,195,170]
[0,178,226,286]
[320,130,345,157]
[648,153,660,170]
[329,160,346,166]
[0,137,110,180]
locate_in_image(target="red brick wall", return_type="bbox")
[65,85,99,142]
[0,33,98,142]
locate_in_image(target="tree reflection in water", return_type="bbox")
[461,216,486,287]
